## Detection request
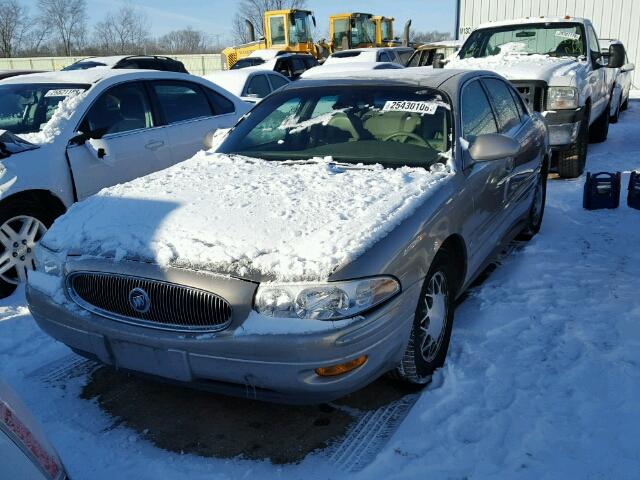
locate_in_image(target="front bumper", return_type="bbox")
[543,107,585,149]
[27,280,420,404]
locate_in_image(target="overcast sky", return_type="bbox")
[23,0,458,44]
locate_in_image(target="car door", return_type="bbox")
[66,81,171,200]
[459,78,511,274]
[482,77,541,228]
[149,80,236,164]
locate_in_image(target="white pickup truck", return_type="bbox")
[446,16,625,178]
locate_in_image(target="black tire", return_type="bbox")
[621,96,629,111]
[518,160,548,240]
[610,94,621,124]
[0,197,58,298]
[589,102,610,143]
[391,250,456,385]
[557,107,589,179]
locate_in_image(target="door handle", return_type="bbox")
[145,140,164,151]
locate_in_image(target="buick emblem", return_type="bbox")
[128,287,150,313]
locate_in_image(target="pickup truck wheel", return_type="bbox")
[0,198,56,297]
[518,161,548,240]
[557,109,589,179]
[390,250,455,385]
[589,101,610,143]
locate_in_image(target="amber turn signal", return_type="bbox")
[315,355,368,377]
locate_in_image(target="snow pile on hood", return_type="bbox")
[43,152,452,281]
[447,47,578,80]
[18,91,87,145]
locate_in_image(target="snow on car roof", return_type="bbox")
[0,68,193,85]
[71,55,129,67]
[301,62,403,79]
[476,16,588,30]
[42,153,453,282]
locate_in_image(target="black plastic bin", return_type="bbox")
[583,172,621,210]
[628,171,640,210]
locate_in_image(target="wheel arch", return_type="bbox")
[0,189,67,219]
[438,233,467,296]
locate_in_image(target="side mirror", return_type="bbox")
[621,62,635,73]
[432,53,445,69]
[203,129,218,150]
[69,128,106,145]
[469,133,521,162]
[607,44,625,69]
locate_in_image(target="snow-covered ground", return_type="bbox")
[1,105,640,479]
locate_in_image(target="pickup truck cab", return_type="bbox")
[0,69,248,294]
[447,16,625,178]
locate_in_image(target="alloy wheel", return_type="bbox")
[419,271,449,363]
[0,215,47,284]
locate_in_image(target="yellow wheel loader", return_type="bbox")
[222,9,324,69]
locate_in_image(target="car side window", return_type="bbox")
[509,87,527,118]
[275,59,291,78]
[461,80,498,141]
[268,74,288,90]
[378,52,391,62]
[245,75,271,98]
[482,78,521,132]
[587,25,601,59]
[204,87,235,115]
[151,81,212,124]
[291,58,306,75]
[81,81,153,136]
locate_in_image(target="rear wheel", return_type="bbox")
[391,251,455,384]
[0,198,57,298]
[557,108,589,179]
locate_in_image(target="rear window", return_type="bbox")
[231,58,266,70]
[63,61,107,71]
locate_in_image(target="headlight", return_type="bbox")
[33,245,64,276]
[254,277,400,320]
[547,87,578,110]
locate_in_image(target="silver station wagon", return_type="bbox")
[27,69,549,403]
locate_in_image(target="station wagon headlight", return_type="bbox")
[254,277,400,320]
[547,86,578,110]
[33,245,64,276]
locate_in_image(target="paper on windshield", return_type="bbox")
[555,31,580,41]
[44,89,85,98]
[382,101,438,115]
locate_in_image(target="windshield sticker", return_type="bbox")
[44,89,84,98]
[555,31,580,41]
[382,101,438,115]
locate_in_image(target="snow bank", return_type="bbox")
[43,153,452,282]
[18,91,87,145]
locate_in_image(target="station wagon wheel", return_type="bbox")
[0,197,59,298]
[391,250,455,385]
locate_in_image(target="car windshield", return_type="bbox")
[219,85,451,168]
[459,22,586,58]
[231,58,266,69]
[63,61,107,70]
[0,83,89,135]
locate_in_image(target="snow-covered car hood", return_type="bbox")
[447,54,579,84]
[42,151,452,282]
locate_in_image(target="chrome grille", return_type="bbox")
[67,272,232,332]
[512,81,546,112]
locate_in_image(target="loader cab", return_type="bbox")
[373,16,395,45]
[264,9,315,50]
[330,13,377,51]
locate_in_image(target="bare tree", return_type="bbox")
[410,30,452,44]
[232,0,307,42]
[158,27,209,54]
[37,0,87,56]
[0,0,29,57]
[94,4,149,54]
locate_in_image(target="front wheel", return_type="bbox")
[0,198,57,297]
[557,110,589,179]
[391,251,455,384]
[518,161,548,240]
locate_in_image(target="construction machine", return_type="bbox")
[328,13,410,51]
[222,9,322,69]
